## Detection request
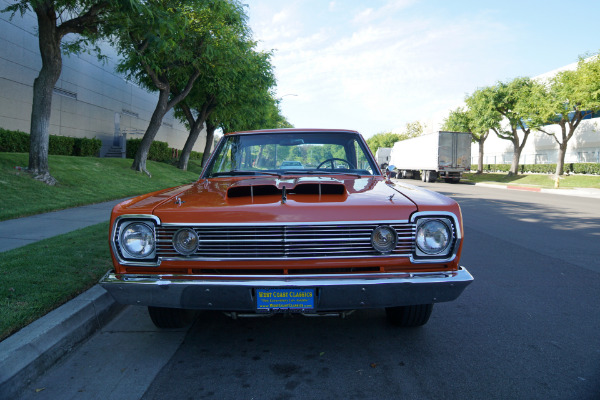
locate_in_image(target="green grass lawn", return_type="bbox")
[0,222,112,341]
[462,172,600,189]
[0,153,201,221]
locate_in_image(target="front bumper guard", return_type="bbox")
[100,267,473,311]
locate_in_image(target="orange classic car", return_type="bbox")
[100,129,473,328]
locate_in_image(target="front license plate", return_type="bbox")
[256,288,315,312]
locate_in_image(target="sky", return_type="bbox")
[246,0,600,138]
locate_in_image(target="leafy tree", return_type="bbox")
[203,91,292,168]
[403,120,427,138]
[527,55,600,176]
[485,77,541,175]
[114,0,247,176]
[366,132,402,155]
[202,90,293,168]
[2,0,138,184]
[367,121,425,155]
[175,41,275,171]
[444,86,502,174]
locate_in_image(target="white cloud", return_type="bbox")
[247,1,570,137]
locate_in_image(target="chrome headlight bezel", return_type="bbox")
[119,221,156,259]
[415,218,452,255]
[112,215,160,265]
[411,212,460,262]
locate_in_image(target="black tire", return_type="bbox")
[428,171,438,182]
[148,306,197,329]
[444,178,452,183]
[385,304,433,327]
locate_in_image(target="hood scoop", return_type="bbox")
[227,182,347,199]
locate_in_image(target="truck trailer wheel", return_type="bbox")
[422,171,437,182]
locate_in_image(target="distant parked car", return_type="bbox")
[280,160,304,169]
[100,129,473,329]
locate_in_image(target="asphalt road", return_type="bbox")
[18,182,600,400]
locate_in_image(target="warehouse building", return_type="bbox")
[0,4,205,157]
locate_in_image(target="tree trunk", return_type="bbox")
[555,142,568,176]
[29,4,63,183]
[178,119,205,171]
[131,89,170,175]
[131,70,202,175]
[508,129,530,176]
[178,103,212,171]
[477,139,484,174]
[200,122,217,168]
[509,140,521,176]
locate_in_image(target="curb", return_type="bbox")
[0,285,123,399]
[474,182,600,198]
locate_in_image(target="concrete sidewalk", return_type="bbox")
[0,198,128,253]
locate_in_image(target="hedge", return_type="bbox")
[0,128,101,157]
[126,138,172,162]
[125,138,203,163]
[480,163,600,175]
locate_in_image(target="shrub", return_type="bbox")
[572,163,600,175]
[0,129,29,152]
[0,128,103,157]
[49,135,75,155]
[127,138,171,162]
[190,150,203,160]
[74,137,102,157]
[483,164,510,172]
[480,163,600,175]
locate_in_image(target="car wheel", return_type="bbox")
[385,304,433,327]
[148,306,197,329]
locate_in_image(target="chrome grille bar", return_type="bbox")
[156,222,415,259]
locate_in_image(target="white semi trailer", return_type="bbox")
[389,131,471,183]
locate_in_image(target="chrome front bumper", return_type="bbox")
[99,267,473,311]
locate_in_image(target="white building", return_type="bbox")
[472,61,600,166]
[0,2,206,157]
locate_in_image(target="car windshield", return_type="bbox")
[204,131,379,178]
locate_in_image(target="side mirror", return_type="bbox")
[385,165,395,179]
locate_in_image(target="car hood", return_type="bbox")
[116,176,456,224]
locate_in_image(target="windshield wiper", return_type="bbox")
[210,170,281,178]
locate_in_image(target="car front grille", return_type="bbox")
[156,222,415,260]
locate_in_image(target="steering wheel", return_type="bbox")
[316,158,356,169]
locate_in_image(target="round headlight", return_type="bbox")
[416,219,451,255]
[371,225,398,254]
[120,222,155,258]
[172,228,199,256]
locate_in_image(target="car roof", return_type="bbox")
[225,128,360,136]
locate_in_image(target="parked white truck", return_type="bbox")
[375,147,392,169]
[389,131,471,183]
